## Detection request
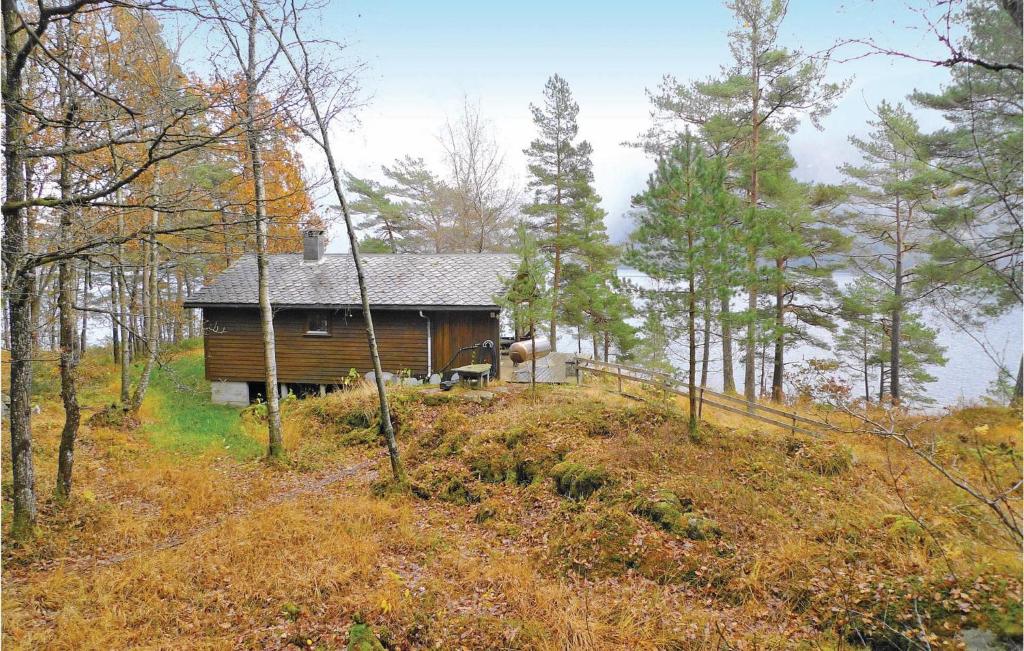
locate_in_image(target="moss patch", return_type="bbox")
[550,461,610,500]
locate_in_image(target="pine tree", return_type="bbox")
[910,1,1023,404]
[346,173,414,253]
[561,195,635,362]
[834,275,888,404]
[841,101,951,403]
[497,225,551,394]
[630,135,735,434]
[639,0,847,405]
[524,74,595,351]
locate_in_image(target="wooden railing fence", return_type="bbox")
[575,357,835,438]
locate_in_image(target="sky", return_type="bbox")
[296,0,958,251]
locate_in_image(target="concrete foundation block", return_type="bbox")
[211,381,249,407]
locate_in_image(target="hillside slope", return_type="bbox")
[3,344,1021,649]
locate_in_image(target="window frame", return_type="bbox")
[305,310,332,337]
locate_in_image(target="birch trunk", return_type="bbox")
[130,206,160,412]
[260,2,403,479]
[55,47,81,499]
[3,0,38,534]
[244,7,284,456]
[117,211,131,404]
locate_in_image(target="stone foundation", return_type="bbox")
[211,381,250,407]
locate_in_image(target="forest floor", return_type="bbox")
[2,341,1022,650]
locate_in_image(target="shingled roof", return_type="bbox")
[183,253,519,310]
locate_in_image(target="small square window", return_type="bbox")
[306,311,331,335]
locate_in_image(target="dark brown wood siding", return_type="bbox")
[429,310,501,379]
[203,307,430,383]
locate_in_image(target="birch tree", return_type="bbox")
[255,0,404,479]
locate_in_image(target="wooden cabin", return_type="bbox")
[184,230,516,406]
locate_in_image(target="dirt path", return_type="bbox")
[13,458,378,579]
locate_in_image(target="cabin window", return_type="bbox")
[306,311,331,336]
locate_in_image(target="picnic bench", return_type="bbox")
[450,363,493,388]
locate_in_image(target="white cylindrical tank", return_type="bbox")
[508,338,551,365]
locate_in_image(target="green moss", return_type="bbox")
[550,461,610,500]
[634,489,693,534]
[347,622,385,651]
[683,515,722,540]
[281,602,301,621]
[883,514,927,544]
[338,426,380,447]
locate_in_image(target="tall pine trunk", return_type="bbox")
[890,199,903,403]
[549,187,561,352]
[744,24,761,411]
[699,295,711,418]
[687,260,698,437]
[770,257,785,402]
[720,295,736,393]
[744,276,757,407]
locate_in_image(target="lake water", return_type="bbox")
[554,270,1022,408]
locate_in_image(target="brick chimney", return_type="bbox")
[303,229,325,263]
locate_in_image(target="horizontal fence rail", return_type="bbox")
[575,357,835,438]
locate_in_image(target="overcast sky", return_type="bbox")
[301,0,956,251]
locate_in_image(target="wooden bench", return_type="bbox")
[451,363,493,388]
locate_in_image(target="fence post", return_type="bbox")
[617,365,623,393]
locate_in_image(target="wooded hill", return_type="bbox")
[1,343,1021,648]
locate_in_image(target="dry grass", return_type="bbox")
[2,347,1021,649]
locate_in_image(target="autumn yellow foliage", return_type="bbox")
[3,344,1021,649]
